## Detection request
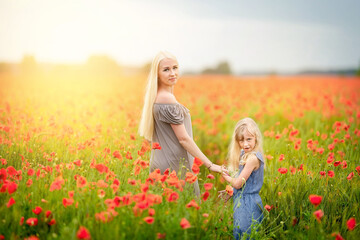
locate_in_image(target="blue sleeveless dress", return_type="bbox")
[233,151,264,240]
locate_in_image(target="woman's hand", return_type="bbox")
[209,164,220,173]
[218,190,231,203]
[209,164,229,174]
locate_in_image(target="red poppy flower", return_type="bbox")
[186,200,200,210]
[128,179,137,185]
[204,183,213,190]
[7,166,17,176]
[48,219,56,226]
[206,174,215,179]
[152,142,161,150]
[68,191,74,198]
[7,197,15,208]
[319,171,326,176]
[20,216,24,225]
[49,176,65,191]
[130,134,136,140]
[333,161,341,167]
[327,171,335,178]
[331,232,344,240]
[309,195,322,207]
[347,172,354,180]
[46,210,52,218]
[0,168,7,182]
[347,217,356,231]
[264,205,272,212]
[192,164,200,174]
[328,143,335,150]
[202,191,210,201]
[95,164,108,173]
[27,168,35,176]
[148,208,155,216]
[26,218,38,226]
[73,159,82,166]
[313,209,324,222]
[141,183,149,193]
[157,233,166,239]
[278,168,288,174]
[356,166,360,175]
[185,172,197,183]
[180,218,191,229]
[144,217,154,224]
[194,157,203,166]
[113,150,123,160]
[77,176,87,188]
[278,154,285,161]
[225,185,233,196]
[167,192,179,202]
[77,226,91,239]
[26,179,33,187]
[63,198,74,208]
[342,161,347,169]
[316,148,324,154]
[32,206,42,215]
[125,151,133,160]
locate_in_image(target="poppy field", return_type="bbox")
[0,71,359,240]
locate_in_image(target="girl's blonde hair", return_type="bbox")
[228,117,263,170]
[138,51,178,141]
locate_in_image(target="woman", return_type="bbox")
[138,51,224,195]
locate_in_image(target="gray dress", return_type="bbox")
[150,103,200,196]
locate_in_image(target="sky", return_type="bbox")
[1,0,360,73]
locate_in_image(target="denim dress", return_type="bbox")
[233,151,264,240]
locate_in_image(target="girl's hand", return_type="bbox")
[218,190,231,203]
[221,165,230,176]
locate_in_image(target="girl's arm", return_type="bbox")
[171,124,223,173]
[222,155,260,189]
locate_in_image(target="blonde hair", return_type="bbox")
[228,117,263,171]
[138,51,178,141]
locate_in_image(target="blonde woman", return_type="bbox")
[219,118,264,239]
[139,51,225,195]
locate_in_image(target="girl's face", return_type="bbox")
[158,58,179,88]
[239,131,256,153]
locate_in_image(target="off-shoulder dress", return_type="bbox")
[150,103,200,196]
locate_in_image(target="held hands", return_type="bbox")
[209,164,229,175]
[218,190,231,203]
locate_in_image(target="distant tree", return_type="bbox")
[21,55,37,73]
[0,63,11,73]
[201,60,232,75]
[86,55,121,75]
[357,60,360,77]
[141,61,152,74]
[216,61,232,75]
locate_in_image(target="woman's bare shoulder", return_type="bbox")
[155,91,177,104]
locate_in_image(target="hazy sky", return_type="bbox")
[1,0,359,73]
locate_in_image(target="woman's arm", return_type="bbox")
[171,123,223,173]
[222,155,259,189]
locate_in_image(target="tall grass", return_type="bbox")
[0,73,359,239]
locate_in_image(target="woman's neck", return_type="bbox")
[158,85,174,94]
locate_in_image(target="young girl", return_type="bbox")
[220,117,264,240]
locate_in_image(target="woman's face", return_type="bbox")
[158,58,179,87]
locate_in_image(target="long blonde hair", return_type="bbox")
[228,118,263,171]
[138,51,178,141]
